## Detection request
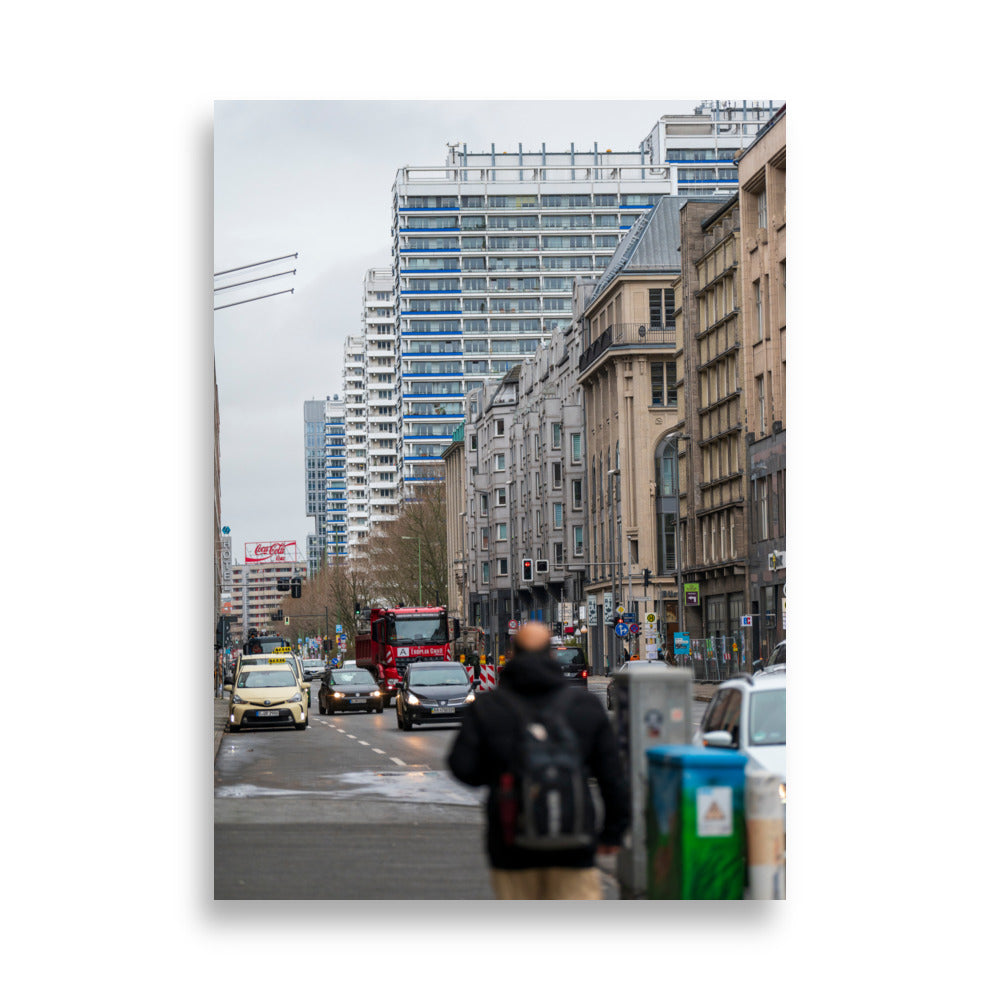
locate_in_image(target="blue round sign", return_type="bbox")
[614,622,629,637]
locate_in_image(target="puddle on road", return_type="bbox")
[215,770,484,807]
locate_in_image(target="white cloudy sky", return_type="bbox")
[213,99,709,560]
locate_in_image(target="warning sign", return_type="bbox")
[696,786,733,837]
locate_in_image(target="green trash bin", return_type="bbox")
[646,745,748,899]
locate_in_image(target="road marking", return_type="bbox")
[390,757,406,766]
[358,741,369,746]
[346,734,356,740]
[372,748,385,754]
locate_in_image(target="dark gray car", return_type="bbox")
[319,669,384,715]
[396,660,474,730]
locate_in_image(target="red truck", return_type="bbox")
[355,606,458,705]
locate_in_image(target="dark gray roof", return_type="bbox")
[588,195,725,304]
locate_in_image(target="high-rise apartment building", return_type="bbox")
[303,396,348,571]
[303,399,328,576]
[343,332,368,550]
[389,101,779,489]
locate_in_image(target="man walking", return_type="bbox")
[447,622,629,900]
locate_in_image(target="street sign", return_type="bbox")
[741,615,753,627]
[616,605,625,615]
[629,623,641,635]
[622,613,636,623]
[673,631,690,655]
[684,584,700,607]
[645,612,658,625]
[614,622,630,638]
[335,624,343,634]
[508,619,518,630]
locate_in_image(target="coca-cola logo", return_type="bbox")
[245,541,296,563]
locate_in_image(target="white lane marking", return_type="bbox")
[372,748,385,755]
[390,757,406,766]
[346,734,356,740]
[358,741,369,746]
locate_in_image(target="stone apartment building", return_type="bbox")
[738,106,786,659]
[676,195,750,645]
[441,421,466,618]
[577,197,720,672]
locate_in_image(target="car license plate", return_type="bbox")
[350,698,365,704]
[430,707,455,714]
[257,710,279,717]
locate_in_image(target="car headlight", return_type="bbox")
[232,693,245,704]
[406,692,421,706]
[333,692,344,698]
[465,692,476,703]
[370,690,381,698]
[289,691,302,703]
[778,781,787,805]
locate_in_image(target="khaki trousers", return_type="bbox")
[490,866,603,900]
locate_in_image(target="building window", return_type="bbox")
[495,454,506,472]
[757,187,768,230]
[553,503,564,528]
[754,477,769,542]
[551,422,562,448]
[497,557,508,576]
[553,541,564,565]
[650,361,678,407]
[656,512,676,575]
[552,461,562,488]
[757,376,766,435]
[495,487,506,507]
[497,523,507,541]
[482,561,490,583]
[570,432,582,463]
[649,288,662,327]
[571,479,583,510]
[480,527,489,549]
[754,280,763,341]
[479,493,488,516]
[495,418,505,436]
[573,525,584,556]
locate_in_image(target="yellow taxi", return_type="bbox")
[237,647,311,707]
[225,658,309,732]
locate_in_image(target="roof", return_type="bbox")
[588,196,724,304]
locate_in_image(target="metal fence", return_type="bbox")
[675,634,750,682]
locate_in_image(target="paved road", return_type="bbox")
[215,681,706,899]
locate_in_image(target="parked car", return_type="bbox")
[396,660,475,730]
[318,668,383,715]
[753,639,786,675]
[694,671,786,805]
[225,661,308,732]
[551,645,588,688]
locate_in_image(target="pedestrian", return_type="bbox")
[447,621,629,900]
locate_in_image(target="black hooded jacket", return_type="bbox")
[447,647,629,870]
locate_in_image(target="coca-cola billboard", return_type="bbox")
[244,540,298,564]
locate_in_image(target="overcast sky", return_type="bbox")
[213,100,710,561]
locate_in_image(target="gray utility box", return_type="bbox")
[612,661,694,898]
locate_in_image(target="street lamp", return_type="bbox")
[401,536,422,605]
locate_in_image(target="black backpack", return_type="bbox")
[494,687,596,851]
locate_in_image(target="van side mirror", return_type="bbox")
[702,730,735,749]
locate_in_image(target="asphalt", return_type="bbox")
[212,677,719,759]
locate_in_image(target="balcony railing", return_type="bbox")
[578,322,676,373]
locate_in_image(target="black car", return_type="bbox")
[551,645,589,687]
[318,669,384,715]
[301,658,327,682]
[396,660,475,730]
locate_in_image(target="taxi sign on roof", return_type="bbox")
[274,646,293,653]
[267,657,289,664]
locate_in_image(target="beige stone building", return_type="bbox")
[577,197,723,670]
[676,195,750,654]
[737,105,786,658]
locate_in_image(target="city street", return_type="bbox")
[214,679,707,899]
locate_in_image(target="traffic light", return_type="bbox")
[270,610,282,622]
[522,559,533,582]
[643,568,651,589]
[276,578,290,592]
[323,638,333,653]
[291,577,302,598]
[284,616,290,626]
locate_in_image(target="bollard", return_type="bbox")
[745,770,786,899]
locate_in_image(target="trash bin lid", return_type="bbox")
[646,745,748,770]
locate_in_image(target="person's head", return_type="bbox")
[512,621,551,654]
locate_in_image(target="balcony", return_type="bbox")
[578,322,676,374]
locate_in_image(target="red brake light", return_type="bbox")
[582,670,588,678]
